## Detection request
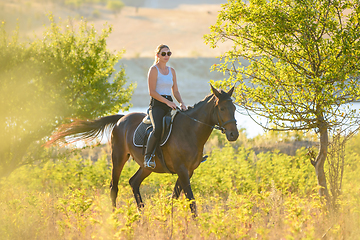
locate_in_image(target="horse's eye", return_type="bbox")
[220,107,225,111]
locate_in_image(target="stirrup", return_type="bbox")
[201,155,208,163]
[144,154,156,169]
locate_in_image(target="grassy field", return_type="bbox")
[1,131,360,239]
[1,1,360,239]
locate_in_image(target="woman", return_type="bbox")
[144,44,187,169]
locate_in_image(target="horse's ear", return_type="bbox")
[227,85,235,97]
[210,84,221,99]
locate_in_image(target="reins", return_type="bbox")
[177,108,224,132]
[176,98,237,134]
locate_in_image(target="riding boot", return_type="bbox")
[144,132,158,169]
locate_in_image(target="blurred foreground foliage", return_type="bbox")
[0,15,133,178]
[1,131,359,239]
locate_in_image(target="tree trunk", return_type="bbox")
[0,162,17,179]
[0,132,43,179]
[312,125,330,200]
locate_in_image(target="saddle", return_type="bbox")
[133,109,178,174]
[133,109,178,148]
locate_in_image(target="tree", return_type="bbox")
[122,0,146,13]
[107,0,125,16]
[205,0,360,199]
[0,16,134,178]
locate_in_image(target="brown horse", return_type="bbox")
[47,85,239,216]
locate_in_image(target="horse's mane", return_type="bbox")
[183,93,215,113]
[183,89,232,113]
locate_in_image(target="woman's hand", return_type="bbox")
[180,102,187,111]
[167,100,177,110]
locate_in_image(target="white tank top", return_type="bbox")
[154,65,173,96]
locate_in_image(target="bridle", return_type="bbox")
[176,98,237,134]
[214,99,237,133]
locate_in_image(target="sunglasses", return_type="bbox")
[160,51,172,57]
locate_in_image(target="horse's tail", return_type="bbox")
[45,114,124,147]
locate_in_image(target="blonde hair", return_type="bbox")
[153,44,170,65]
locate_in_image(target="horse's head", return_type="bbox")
[211,84,239,142]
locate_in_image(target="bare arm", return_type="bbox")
[171,68,187,110]
[148,66,177,109]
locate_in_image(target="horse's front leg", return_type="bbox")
[171,178,182,199]
[177,168,197,218]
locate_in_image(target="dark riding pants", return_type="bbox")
[149,95,172,139]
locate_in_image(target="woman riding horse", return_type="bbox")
[144,44,187,169]
[47,85,239,217]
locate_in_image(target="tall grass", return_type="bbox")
[1,133,360,239]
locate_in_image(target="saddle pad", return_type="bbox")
[133,122,173,147]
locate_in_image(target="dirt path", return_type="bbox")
[90,5,232,58]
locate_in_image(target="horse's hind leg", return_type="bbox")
[129,167,152,209]
[110,145,130,209]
